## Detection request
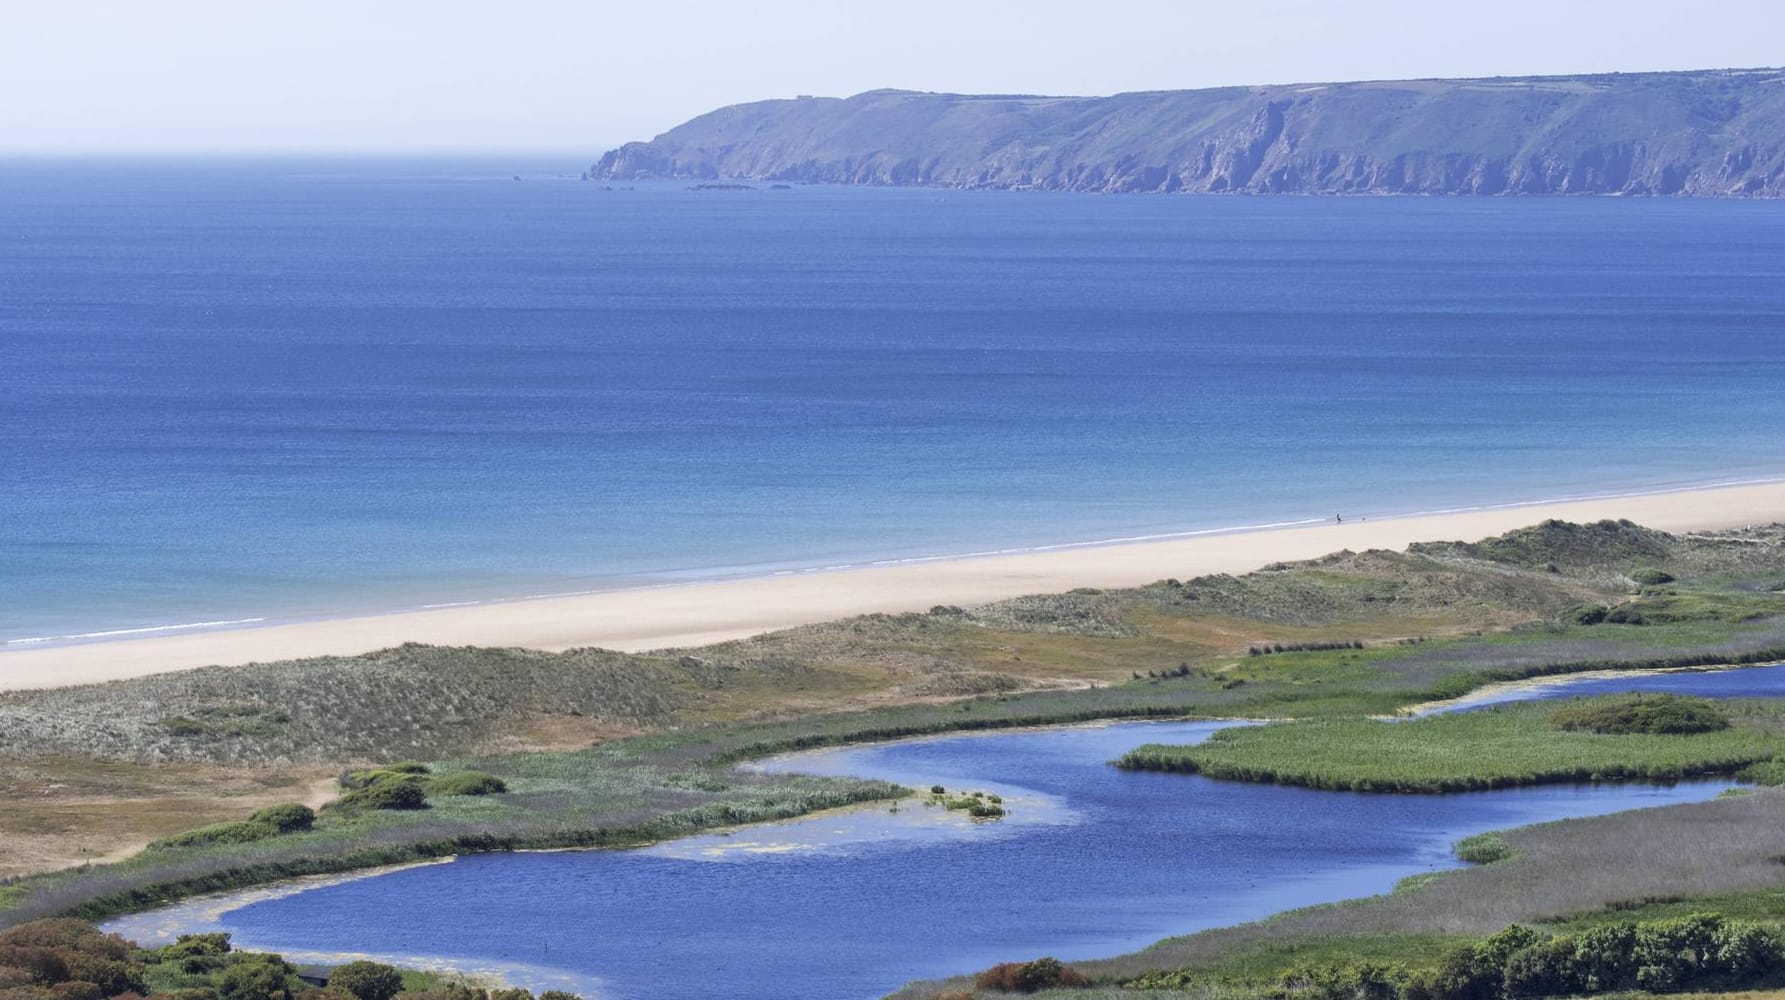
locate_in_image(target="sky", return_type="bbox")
[4,0,1783,155]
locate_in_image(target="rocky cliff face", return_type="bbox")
[593,69,1785,196]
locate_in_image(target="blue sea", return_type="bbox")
[4,158,1785,644]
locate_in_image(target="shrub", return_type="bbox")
[427,772,507,797]
[216,956,295,1000]
[0,947,69,985]
[150,822,277,850]
[1283,961,1407,1000]
[974,956,1089,992]
[1633,913,1724,990]
[248,805,315,834]
[325,963,401,1000]
[331,777,427,812]
[0,923,130,961]
[1549,694,1729,735]
[1433,925,1543,1000]
[159,934,231,959]
[1502,937,1577,998]
[1736,755,1785,785]
[1571,921,1638,992]
[50,982,102,1000]
[1713,921,1785,978]
[1630,568,1676,586]
[1557,604,1609,626]
[1454,833,1514,864]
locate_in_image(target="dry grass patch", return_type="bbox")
[0,757,330,879]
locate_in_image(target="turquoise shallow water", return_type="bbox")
[5,158,1785,642]
[105,665,1785,1000]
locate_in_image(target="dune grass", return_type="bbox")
[5,520,1785,934]
[1117,697,1782,792]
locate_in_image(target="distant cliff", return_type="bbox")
[594,69,1785,196]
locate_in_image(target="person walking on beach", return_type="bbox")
[1335,513,1343,524]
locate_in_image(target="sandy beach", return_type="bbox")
[5,480,1784,692]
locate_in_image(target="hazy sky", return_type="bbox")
[5,0,1782,154]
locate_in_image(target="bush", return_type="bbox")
[1454,833,1514,864]
[149,822,277,851]
[427,772,507,797]
[1550,694,1729,735]
[1603,606,1647,625]
[1433,925,1544,1000]
[331,777,427,812]
[1502,937,1577,998]
[1393,913,1784,1000]
[216,956,295,1000]
[1713,921,1785,978]
[0,923,141,1000]
[1557,604,1609,626]
[974,957,1089,992]
[158,934,231,959]
[1284,961,1407,1000]
[1571,922,1638,992]
[325,963,401,1000]
[1630,568,1676,586]
[248,805,315,834]
[1736,755,1785,785]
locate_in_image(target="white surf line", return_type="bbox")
[10,472,1784,651]
[3,617,266,646]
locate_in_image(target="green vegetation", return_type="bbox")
[1126,913,1785,999]
[329,961,405,1000]
[0,918,587,1000]
[1453,834,1514,865]
[895,786,1785,997]
[427,772,507,797]
[330,776,428,812]
[248,805,316,835]
[5,519,1785,943]
[973,957,1090,993]
[926,788,1006,819]
[1550,694,1730,734]
[1117,697,1780,792]
[1738,756,1785,786]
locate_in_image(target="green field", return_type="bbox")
[1117,697,1784,792]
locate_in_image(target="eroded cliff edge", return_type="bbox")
[593,69,1785,196]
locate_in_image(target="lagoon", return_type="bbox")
[106,666,1785,1000]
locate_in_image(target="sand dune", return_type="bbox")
[4,481,1783,692]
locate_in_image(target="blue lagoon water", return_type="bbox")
[106,664,1785,999]
[5,158,1785,641]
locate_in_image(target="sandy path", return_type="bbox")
[4,480,1782,692]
